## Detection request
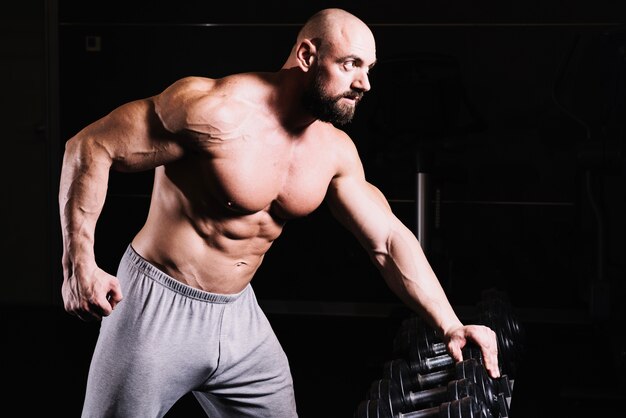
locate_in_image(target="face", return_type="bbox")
[302,65,361,126]
[302,29,376,126]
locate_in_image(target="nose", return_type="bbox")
[352,70,371,92]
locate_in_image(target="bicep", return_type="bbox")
[326,175,395,254]
[324,130,397,252]
[72,98,185,172]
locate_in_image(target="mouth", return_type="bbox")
[340,93,363,105]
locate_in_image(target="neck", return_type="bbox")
[273,68,318,132]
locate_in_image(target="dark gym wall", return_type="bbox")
[1,1,51,305]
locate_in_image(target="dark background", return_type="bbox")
[2,0,625,416]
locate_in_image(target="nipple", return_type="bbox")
[225,200,249,213]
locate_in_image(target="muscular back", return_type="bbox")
[131,74,356,292]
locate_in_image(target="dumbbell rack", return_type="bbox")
[353,290,524,418]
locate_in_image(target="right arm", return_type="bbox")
[59,96,186,321]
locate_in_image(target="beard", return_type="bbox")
[302,67,364,126]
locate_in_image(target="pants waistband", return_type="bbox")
[124,244,249,303]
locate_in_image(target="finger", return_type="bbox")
[483,353,500,378]
[107,284,124,310]
[91,281,121,316]
[447,340,464,363]
[87,293,114,318]
[479,329,500,378]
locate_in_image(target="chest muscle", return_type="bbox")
[181,137,334,219]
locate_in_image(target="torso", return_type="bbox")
[132,74,347,293]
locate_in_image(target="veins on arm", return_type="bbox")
[154,76,257,148]
[87,97,186,172]
[326,156,462,335]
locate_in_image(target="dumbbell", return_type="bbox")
[382,354,479,397]
[355,395,492,418]
[381,358,510,418]
[369,377,477,414]
[393,317,452,374]
[393,316,447,360]
[392,335,488,379]
[389,335,512,411]
[397,290,524,361]
[394,315,515,378]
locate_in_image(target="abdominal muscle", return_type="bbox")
[127,119,335,293]
[131,184,285,294]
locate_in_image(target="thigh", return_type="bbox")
[82,251,224,417]
[193,288,298,418]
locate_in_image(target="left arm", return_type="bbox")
[325,136,500,378]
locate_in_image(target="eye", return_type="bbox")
[343,60,356,70]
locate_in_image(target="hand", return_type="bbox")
[62,265,123,322]
[444,324,500,379]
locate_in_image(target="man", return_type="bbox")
[59,8,499,418]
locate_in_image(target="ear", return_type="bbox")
[295,39,317,72]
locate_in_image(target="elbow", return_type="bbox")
[358,222,396,270]
[64,134,79,153]
[368,239,391,270]
[62,135,85,166]
[63,133,112,168]
[371,251,388,272]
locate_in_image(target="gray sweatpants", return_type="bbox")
[82,245,298,418]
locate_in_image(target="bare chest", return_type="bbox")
[179,132,337,219]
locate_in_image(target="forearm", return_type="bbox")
[372,222,463,335]
[59,135,112,277]
[327,170,500,376]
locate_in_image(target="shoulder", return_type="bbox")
[162,75,216,92]
[160,74,271,103]
[314,122,365,179]
[160,74,264,98]
[154,74,268,135]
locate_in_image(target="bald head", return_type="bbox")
[283,8,375,68]
[298,9,368,45]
